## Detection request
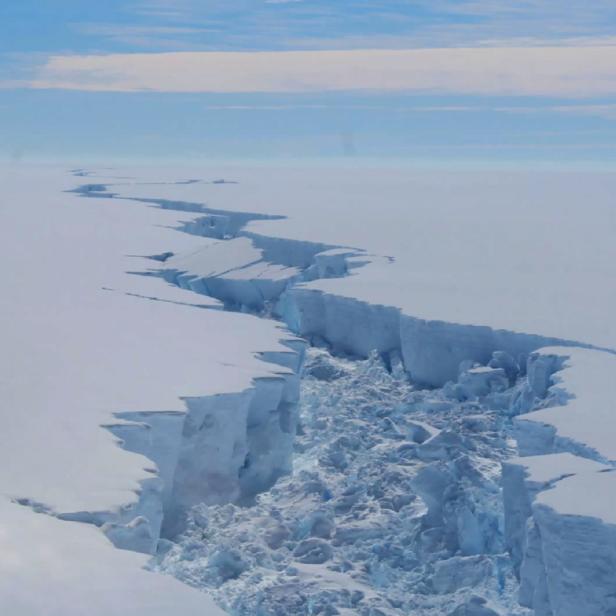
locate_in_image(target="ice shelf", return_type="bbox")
[2,163,616,615]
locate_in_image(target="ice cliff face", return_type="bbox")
[98,336,306,552]
[502,348,616,616]
[147,215,587,389]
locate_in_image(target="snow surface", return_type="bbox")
[106,164,616,353]
[0,165,299,614]
[0,499,226,616]
[536,470,616,524]
[506,452,609,485]
[518,347,616,464]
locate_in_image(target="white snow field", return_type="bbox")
[1,163,615,615]
[0,165,300,615]
[106,165,616,362]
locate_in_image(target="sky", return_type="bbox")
[2,0,616,165]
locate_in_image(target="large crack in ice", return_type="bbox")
[67,170,615,615]
[151,348,534,616]
[70,177,600,384]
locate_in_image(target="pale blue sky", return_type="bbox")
[2,1,616,165]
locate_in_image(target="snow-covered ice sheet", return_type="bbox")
[505,452,609,486]
[0,499,226,616]
[105,164,616,353]
[99,163,615,616]
[0,165,298,614]
[0,165,295,510]
[504,347,616,616]
[517,347,616,464]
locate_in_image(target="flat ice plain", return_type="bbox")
[110,164,616,350]
[1,163,615,615]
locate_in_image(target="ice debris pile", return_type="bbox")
[153,348,538,616]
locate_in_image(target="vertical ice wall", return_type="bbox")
[98,338,306,551]
[156,231,581,389]
[74,182,587,388]
[503,348,616,616]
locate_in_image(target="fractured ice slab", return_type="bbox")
[457,366,509,399]
[280,285,402,357]
[502,453,609,576]
[0,166,307,611]
[503,346,616,616]
[532,472,616,616]
[159,237,366,313]
[449,595,502,616]
[515,347,616,463]
[431,555,495,594]
[280,284,578,387]
[155,349,529,615]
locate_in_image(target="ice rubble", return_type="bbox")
[153,348,532,616]
[152,346,616,616]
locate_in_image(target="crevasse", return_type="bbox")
[72,181,616,616]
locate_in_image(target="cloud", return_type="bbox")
[71,23,220,51]
[196,103,616,121]
[548,104,616,120]
[28,46,616,97]
[127,1,616,49]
